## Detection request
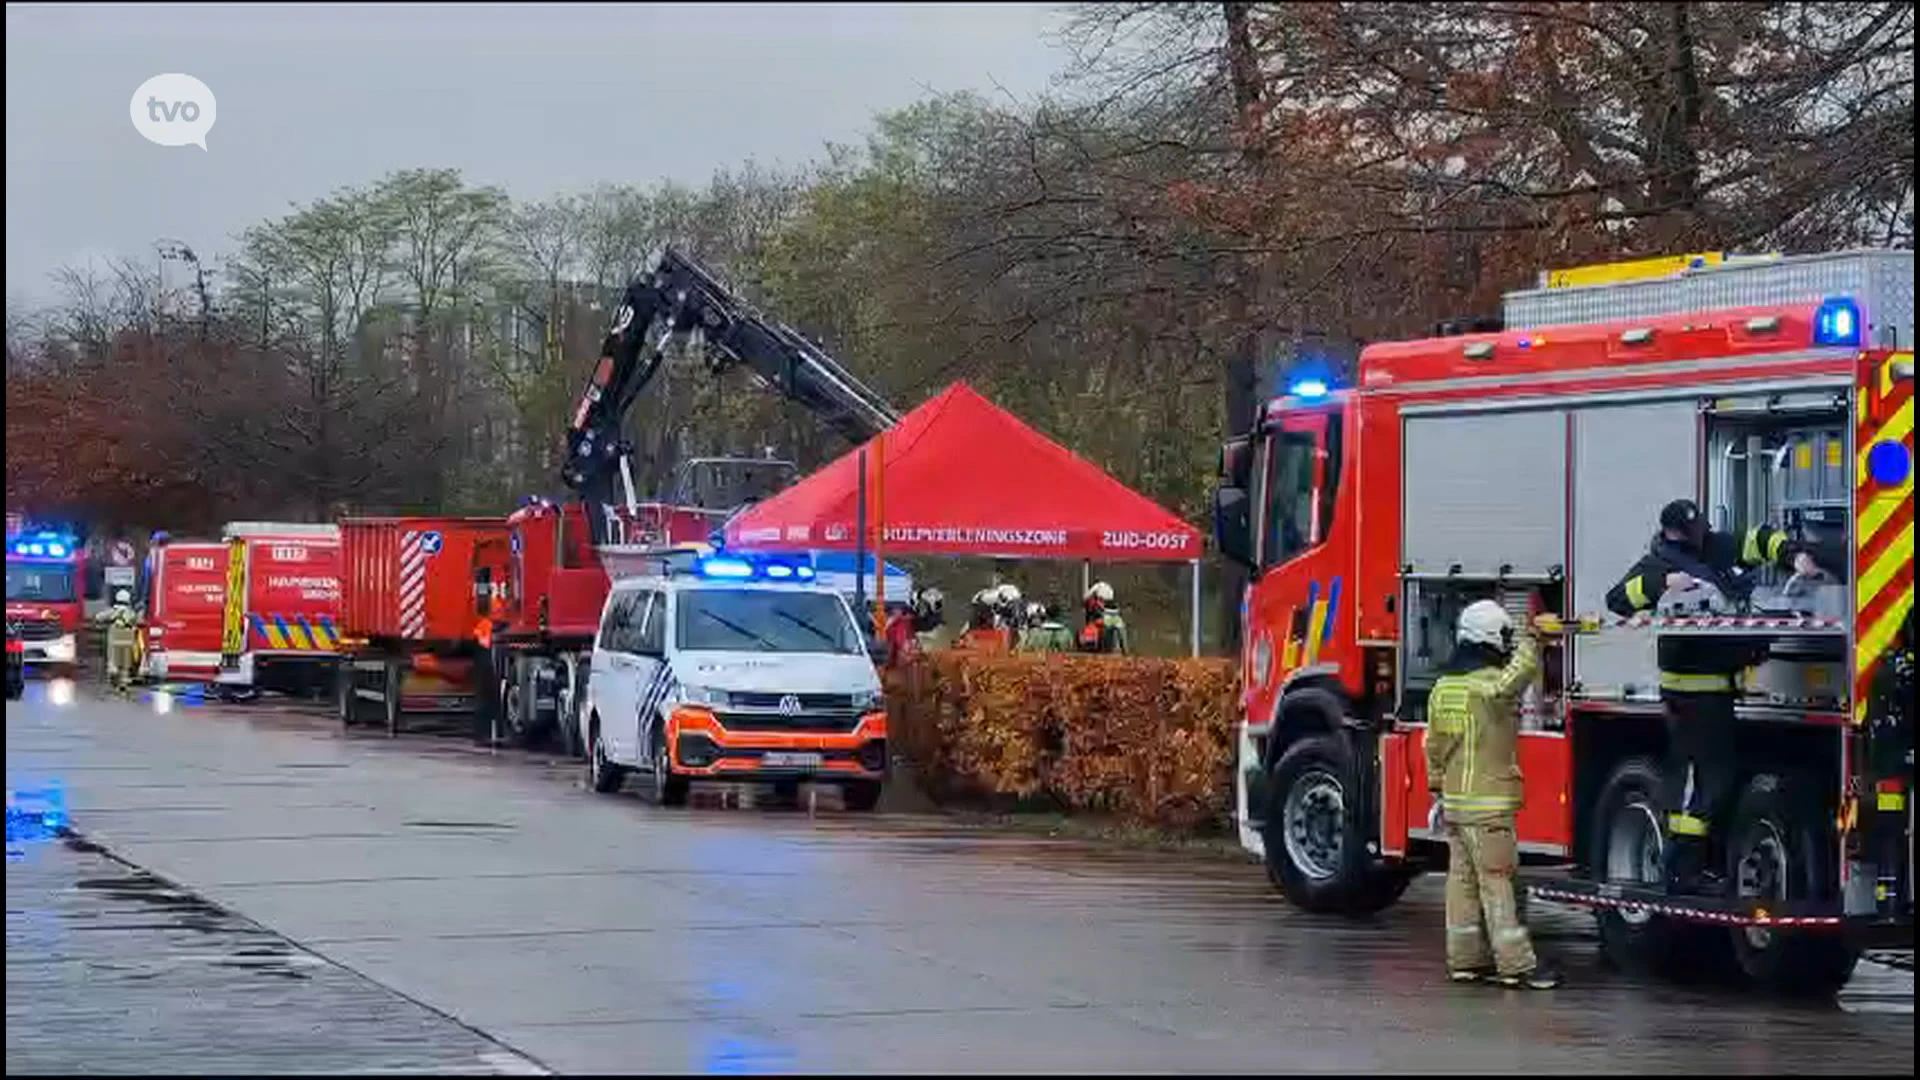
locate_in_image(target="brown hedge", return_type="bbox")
[883,651,1241,832]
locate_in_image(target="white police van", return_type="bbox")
[583,549,891,810]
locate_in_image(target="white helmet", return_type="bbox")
[972,588,994,607]
[1085,581,1115,604]
[1025,602,1044,621]
[1456,600,1513,649]
[113,588,132,606]
[915,587,944,613]
[995,583,1022,605]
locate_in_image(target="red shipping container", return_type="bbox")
[340,517,512,644]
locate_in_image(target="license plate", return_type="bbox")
[762,751,823,769]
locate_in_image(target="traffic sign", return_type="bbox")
[104,566,137,588]
[111,540,137,566]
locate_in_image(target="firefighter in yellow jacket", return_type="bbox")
[1425,600,1561,989]
[96,589,140,692]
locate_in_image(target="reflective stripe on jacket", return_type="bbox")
[1425,633,1539,825]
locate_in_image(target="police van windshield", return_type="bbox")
[6,564,77,603]
[676,589,864,655]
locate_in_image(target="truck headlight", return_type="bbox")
[680,685,732,708]
[45,635,76,661]
[851,688,882,711]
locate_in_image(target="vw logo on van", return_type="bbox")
[778,694,802,716]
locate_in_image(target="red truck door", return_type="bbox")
[150,543,228,680]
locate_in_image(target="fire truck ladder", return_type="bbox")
[560,248,901,544]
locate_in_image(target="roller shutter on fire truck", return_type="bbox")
[339,517,512,643]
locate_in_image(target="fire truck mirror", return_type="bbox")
[1219,436,1253,488]
[1213,485,1253,568]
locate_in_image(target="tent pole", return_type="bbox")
[1189,559,1202,658]
[854,449,868,623]
[872,431,886,635]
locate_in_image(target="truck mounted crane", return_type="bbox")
[476,245,902,749]
[561,248,902,546]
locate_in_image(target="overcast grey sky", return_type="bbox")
[5,2,1075,307]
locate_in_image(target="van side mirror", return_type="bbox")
[1214,486,1254,569]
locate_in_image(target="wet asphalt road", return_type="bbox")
[7,678,1914,1075]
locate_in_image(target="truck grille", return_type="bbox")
[14,620,62,642]
[728,691,858,711]
[712,708,860,734]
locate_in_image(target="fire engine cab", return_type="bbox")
[4,527,89,673]
[1214,249,1913,995]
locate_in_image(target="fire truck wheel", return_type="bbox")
[587,714,628,794]
[1263,734,1381,914]
[1591,756,1689,975]
[1725,772,1860,997]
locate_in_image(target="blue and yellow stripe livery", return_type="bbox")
[1282,576,1345,669]
[248,614,340,652]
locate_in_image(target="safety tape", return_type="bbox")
[1592,613,1846,631]
[1527,885,1843,927]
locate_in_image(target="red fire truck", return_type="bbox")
[139,533,230,685]
[215,522,342,697]
[4,525,90,674]
[1212,249,1913,994]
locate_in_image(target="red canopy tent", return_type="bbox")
[725,381,1207,651]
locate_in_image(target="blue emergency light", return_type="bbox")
[1866,439,1911,488]
[1813,296,1862,347]
[9,532,75,559]
[691,553,815,582]
[1288,378,1330,399]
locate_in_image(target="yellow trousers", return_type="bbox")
[1444,819,1537,977]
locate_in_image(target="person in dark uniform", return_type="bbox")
[1605,498,1841,893]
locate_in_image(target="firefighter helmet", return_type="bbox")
[1456,600,1514,650]
[1084,581,1115,605]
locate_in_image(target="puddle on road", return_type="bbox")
[60,834,318,981]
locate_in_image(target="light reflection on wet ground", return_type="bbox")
[7,680,1914,1074]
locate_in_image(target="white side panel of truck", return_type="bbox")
[1569,399,1701,697]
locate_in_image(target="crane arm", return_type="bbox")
[559,248,901,542]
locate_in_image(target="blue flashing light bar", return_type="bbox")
[699,557,756,579]
[691,554,815,582]
[9,530,78,560]
[1813,296,1862,347]
[1288,378,1330,399]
